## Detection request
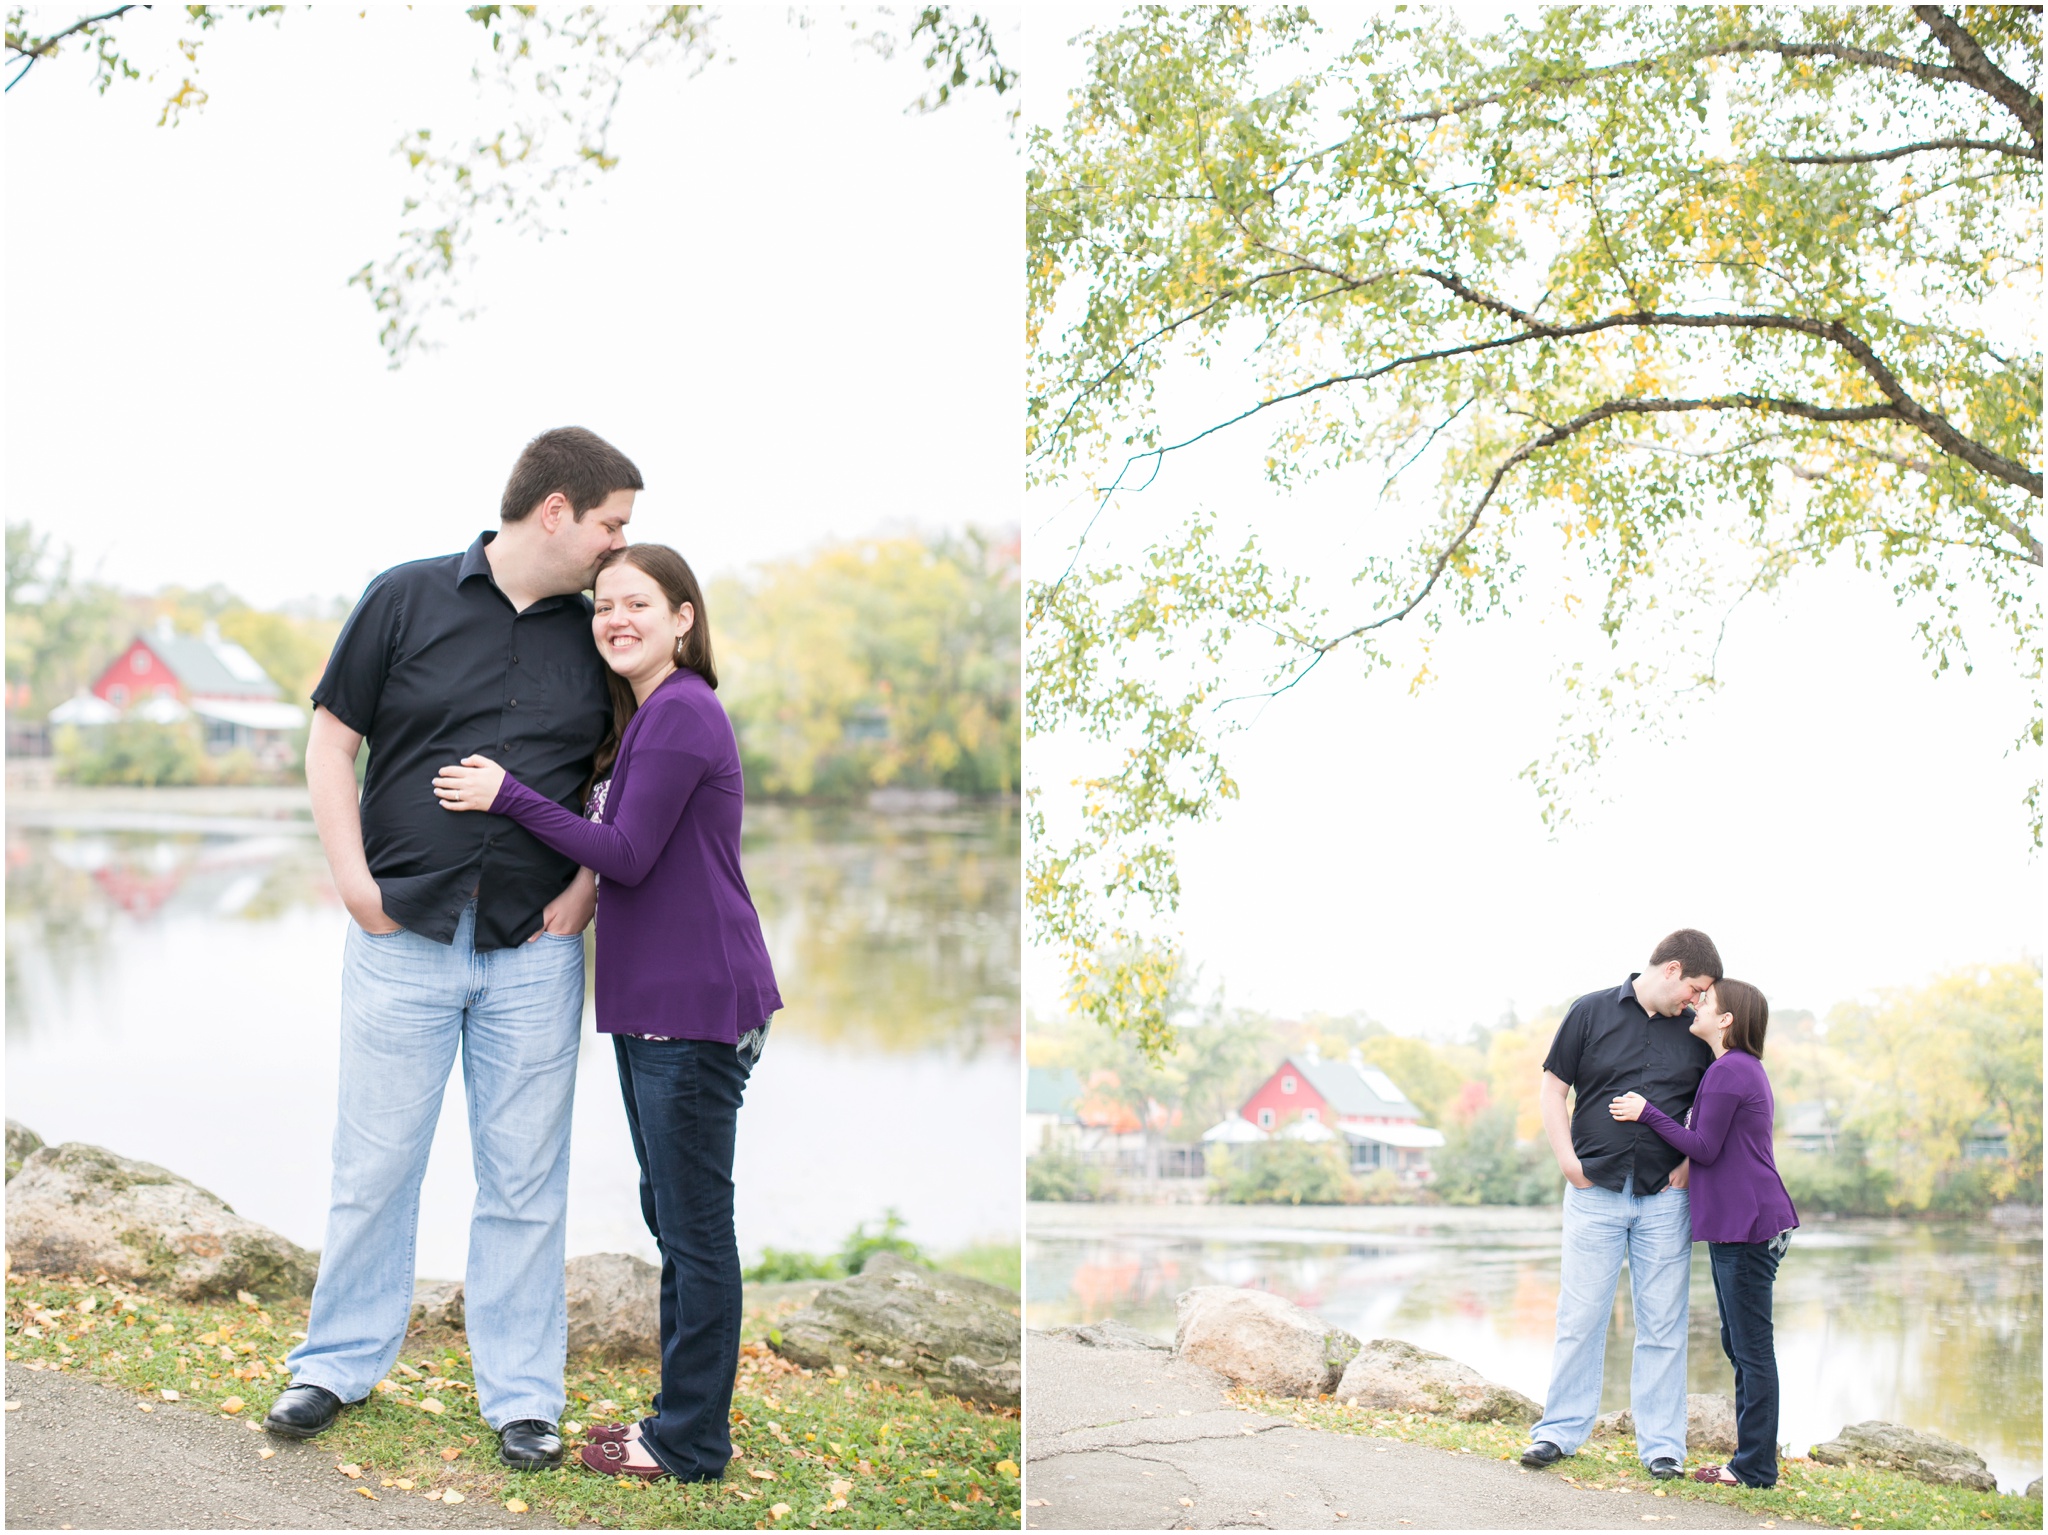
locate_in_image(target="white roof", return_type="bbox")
[130,696,192,724]
[1278,1118,1338,1142]
[1343,1122,1448,1149]
[1200,1117,1270,1144]
[188,697,307,731]
[49,692,120,725]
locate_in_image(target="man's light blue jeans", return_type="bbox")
[1531,1174,1693,1467]
[287,906,584,1429]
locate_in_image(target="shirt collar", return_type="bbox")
[458,531,497,585]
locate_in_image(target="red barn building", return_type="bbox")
[1240,1048,1447,1182]
[88,618,306,763]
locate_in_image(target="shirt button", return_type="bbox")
[508,700,517,707]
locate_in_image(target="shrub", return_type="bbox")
[1025,1142,1104,1202]
[839,1208,922,1273]
[57,720,205,786]
[1778,1130,1896,1217]
[1212,1140,1356,1205]
[1433,1104,1559,1206]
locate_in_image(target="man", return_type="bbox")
[263,427,640,1471]
[1521,929,1722,1481]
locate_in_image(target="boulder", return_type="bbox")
[1594,1393,1739,1454]
[1043,1318,1171,1352]
[4,1141,317,1299]
[411,1278,465,1330]
[2025,1477,2040,1501]
[1809,1421,1996,1492]
[1173,1286,1360,1397]
[565,1252,661,1355]
[768,1251,1020,1406]
[7,1120,44,1181]
[1334,1338,1541,1424]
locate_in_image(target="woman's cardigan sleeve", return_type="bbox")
[488,736,709,887]
[1636,1086,1739,1167]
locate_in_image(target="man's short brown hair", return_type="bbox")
[500,427,644,522]
[1714,978,1770,1059]
[1649,928,1723,983]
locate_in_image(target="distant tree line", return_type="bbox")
[1029,959,2043,1215]
[6,521,1020,801]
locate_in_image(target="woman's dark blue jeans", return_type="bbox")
[1707,1233,1788,1488]
[613,1029,761,1482]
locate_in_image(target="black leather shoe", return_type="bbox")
[262,1383,347,1439]
[499,1419,564,1470]
[1520,1441,1567,1469]
[1647,1457,1684,1480]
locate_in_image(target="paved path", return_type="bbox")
[4,1365,550,1530]
[1024,1330,1763,1531]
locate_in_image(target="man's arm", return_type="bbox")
[1541,1070,1592,1188]
[306,706,400,934]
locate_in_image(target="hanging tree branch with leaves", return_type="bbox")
[1027,4,2041,1052]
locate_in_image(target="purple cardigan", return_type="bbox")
[1636,1049,1799,1245]
[488,670,781,1043]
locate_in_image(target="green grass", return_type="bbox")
[1243,1392,2040,1531]
[6,1272,1020,1530]
[932,1244,1020,1294]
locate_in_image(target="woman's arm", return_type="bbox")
[1615,1085,1740,1167]
[489,747,708,886]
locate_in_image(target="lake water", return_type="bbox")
[5,787,1020,1278]
[1027,1202,2042,1494]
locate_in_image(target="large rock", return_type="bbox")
[1173,1286,1360,1397]
[768,1252,1020,1406]
[7,1120,44,1181]
[2025,1476,2041,1501]
[5,1142,316,1299]
[1810,1420,1996,1492]
[1593,1393,1739,1454]
[1334,1338,1542,1424]
[565,1252,660,1355]
[411,1278,466,1330]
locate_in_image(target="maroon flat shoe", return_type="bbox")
[1692,1464,1741,1486]
[579,1438,669,1482]
[583,1422,635,1445]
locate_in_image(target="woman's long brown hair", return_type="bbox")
[585,544,716,798]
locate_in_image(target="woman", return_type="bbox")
[433,544,781,1484]
[1610,978,1797,1490]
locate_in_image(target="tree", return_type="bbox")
[7,5,1017,362]
[1027,6,2041,1048]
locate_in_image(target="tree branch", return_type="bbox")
[1911,5,2043,147]
[1782,135,2041,165]
[3,4,139,91]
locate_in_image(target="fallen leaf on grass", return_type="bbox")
[394,1479,414,1491]
[995,1459,1019,1478]
[505,1498,528,1514]
[563,1421,582,1435]
[769,1503,790,1520]
[258,1448,276,1460]
[443,1490,465,1505]
[237,1290,259,1307]
[219,1397,244,1415]
[748,1468,777,1480]
[159,1390,180,1401]
[420,1398,445,1415]
[440,1447,462,1462]
[829,1480,853,1499]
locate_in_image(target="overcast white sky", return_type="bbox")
[1023,8,2043,1034]
[5,6,1016,607]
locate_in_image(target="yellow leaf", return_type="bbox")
[443,1490,465,1505]
[159,1390,180,1401]
[440,1447,461,1461]
[748,1468,776,1480]
[357,1488,376,1500]
[829,1479,853,1498]
[395,1479,415,1490]
[420,1398,445,1415]
[769,1503,790,1520]
[505,1499,529,1514]
[237,1290,259,1307]
[219,1397,245,1415]
[257,1447,276,1460]
[338,1463,362,1479]
[996,1460,1020,1478]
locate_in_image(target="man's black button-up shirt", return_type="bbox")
[312,533,610,950]
[1542,975,1716,1196]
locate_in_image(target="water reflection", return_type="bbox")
[1027,1212,2041,1493]
[6,792,1019,1276]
